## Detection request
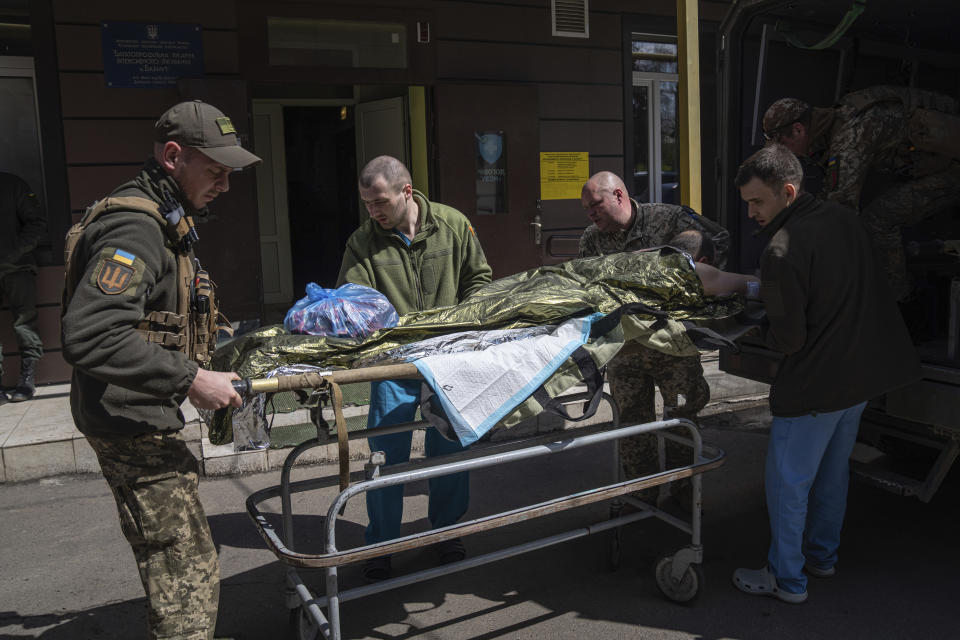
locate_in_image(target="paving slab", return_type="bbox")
[4,416,80,448]
[3,439,77,482]
[0,413,22,448]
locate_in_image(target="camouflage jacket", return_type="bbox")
[578,199,730,269]
[816,85,959,209]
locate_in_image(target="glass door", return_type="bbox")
[631,35,679,204]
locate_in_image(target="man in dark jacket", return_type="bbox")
[0,172,46,404]
[731,145,921,604]
[61,101,258,638]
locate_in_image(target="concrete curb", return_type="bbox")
[0,355,770,483]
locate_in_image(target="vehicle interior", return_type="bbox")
[715,0,960,501]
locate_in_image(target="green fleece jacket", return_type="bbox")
[62,158,202,438]
[337,190,492,314]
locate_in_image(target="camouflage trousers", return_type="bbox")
[860,162,960,300]
[86,431,219,640]
[607,347,710,507]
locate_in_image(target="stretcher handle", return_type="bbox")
[231,362,422,396]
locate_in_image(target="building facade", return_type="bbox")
[3,0,729,384]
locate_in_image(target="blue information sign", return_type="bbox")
[102,22,204,89]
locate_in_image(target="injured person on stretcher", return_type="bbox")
[209,247,760,447]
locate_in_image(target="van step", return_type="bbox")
[850,462,921,497]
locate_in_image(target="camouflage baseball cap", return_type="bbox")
[762,98,811,139]
[154,100,262,169]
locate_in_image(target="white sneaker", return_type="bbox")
[733,565,808,604]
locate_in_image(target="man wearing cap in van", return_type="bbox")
[762,87,960,300]
[61,100,261,639]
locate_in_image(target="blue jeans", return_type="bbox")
[365,379,470,545]
[765,402,867,594]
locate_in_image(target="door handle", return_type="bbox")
[530,215,542,246]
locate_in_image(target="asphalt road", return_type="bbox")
[1,423,958,640]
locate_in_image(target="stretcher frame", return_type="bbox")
[240,362,726,640]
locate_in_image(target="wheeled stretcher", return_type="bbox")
[238,362,726,640]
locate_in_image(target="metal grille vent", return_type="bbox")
[552,0,589,38]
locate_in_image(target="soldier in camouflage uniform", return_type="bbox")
[762,87,960,300]
[61,102,260,639]
[0,172,46,404]
[579,171,725,506]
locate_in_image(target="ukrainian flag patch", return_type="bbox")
[112,249,136,265]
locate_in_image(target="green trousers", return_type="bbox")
[0,270,44,378]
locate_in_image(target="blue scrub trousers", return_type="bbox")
[765,402,867,594]
[365,379,470,545]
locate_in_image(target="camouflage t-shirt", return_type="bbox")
[578,199,730,269]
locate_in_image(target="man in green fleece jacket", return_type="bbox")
[61,101,259,639]
[338,155,492,581]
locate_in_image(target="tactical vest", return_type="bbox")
[62,196,229,366]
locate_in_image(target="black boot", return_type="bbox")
[0,389,8,406]
[10,358,38,402]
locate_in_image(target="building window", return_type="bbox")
[631,34,679,203]
[267,18,407,69]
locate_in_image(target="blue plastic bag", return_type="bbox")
[284,283,399,339]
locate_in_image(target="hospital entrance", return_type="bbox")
[252,90,411,323]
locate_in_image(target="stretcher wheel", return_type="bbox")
[654,555,703,604]
[290,606,321,640]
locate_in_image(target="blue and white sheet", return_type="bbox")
[413,314,603,445]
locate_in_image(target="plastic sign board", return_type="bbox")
[102,22,204,88]
[540,152,589,200]
[476,131,507,214]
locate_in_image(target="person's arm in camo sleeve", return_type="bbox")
[825,108,902,210]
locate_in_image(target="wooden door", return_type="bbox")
[251,102,294,305]
[355,96,409,223]
[434,84,540,279]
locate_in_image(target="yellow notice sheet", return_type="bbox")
[539,152,589,200]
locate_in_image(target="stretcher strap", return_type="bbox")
[330,381,350,492]
[588,301,668,339]
[532,346,605,422]
[680,321,739,351]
